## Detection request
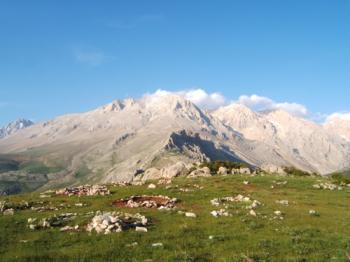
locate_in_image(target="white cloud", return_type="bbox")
[145,89,350,122]
[236,94,309,118]
[148,88,227,110]
[178,89,227,109]
[325,112,350,123]
[74,50,112,66]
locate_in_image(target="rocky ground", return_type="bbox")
[1,171,350,261]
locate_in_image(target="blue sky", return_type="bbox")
[1,0,350,125]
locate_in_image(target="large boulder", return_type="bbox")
[161,162,188,179]
[240,167,251,175]
[217,166,228,175]
[142,168,162,181]
[187,167,211,178]
[261,164,286,175]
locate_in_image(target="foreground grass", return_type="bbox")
[1,174,350,261]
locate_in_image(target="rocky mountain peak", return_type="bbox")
[0,118,34,139]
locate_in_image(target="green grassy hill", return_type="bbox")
[1,173,350,261]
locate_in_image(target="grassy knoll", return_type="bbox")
[1,174,350,261]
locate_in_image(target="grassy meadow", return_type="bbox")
[1,174,350,261]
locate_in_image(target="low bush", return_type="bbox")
[331,172,350,185]
[283,167,312,177]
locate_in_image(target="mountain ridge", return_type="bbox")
[1,93,350,193]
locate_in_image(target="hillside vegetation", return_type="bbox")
[1,171,350,261]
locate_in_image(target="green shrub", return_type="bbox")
[283,167,312,177]
[331,172,350,185]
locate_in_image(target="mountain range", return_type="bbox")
[0,92,350,192]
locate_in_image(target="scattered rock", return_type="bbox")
[161,162,188,179]
[185,212,197,218]
[313,182,342,191]
[56,185,110,196]
[152,243,163,247]
[148,184,157,189]
[3,208,14,216]
[27,213,77,230]
[187,167,211,178]
[276,200,289,206]
[157,179,172,185]
[247,200,261,210]
[211,209,230,217]
[273,210,284,220]
[217,166,228,175]
[261,164,286,175]
[60,225,79,232]
[274,210,282,216]
[113,195,177,210]
[141,168,162,181]
[309,210,320,216]
[86,212,148,234]
[240,168,251,175]
[110,181,132,187]
[135,226,148,232]
[211,195,253,206]
[249,210,257,217]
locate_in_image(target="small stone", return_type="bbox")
[185,212,197,218]
[274,210,282,216]
[126,242,138,247]
[148,184,156,189]
[276,200,289,206]
[60,226,74,232]
[249,210,257,217]
[211,211,219,217]
[243,181,250,185]
[3,208,14,216]
[152,243,163,247]
[135,226,148,233]
[309,210,319,216]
